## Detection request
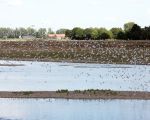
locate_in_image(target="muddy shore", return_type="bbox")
[0,91,150,100]
[0,40,150,65]
[0,63,24,66]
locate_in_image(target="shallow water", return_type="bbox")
[0,99,149,120]
[0,60,150,91]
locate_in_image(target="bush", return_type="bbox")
[56,89,69,93]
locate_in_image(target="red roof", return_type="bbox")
[48,34,65,37]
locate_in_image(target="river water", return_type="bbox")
[0,99,149,120]
[0,60,150,91]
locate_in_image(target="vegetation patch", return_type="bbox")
[56,89,69,93]
[56,89,117,95]
[74,90,82,93]
[82,89,118,95]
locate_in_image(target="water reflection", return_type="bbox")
[0,118,18,120]
[0,60,150,91]
[0,99,149,120]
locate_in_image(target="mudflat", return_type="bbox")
[0,91,150,100]
[0,64,24,66]
[0,40,150,64]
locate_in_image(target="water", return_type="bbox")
[0,60,150,91]
[0,99,149,120]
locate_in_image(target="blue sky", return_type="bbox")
[0,0,150,30]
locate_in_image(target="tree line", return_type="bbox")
[0,22,150,40]
[0,27,55,39]
[65,22,150,40]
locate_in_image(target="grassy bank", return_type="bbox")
[0,90,150,99]
[0,40,150,64]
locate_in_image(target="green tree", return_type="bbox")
[124,22,135,32]
[14,28,20,38]
[71,27,84,40]
[36,28,47,38]
[110,28,123,39]
[117,31,126,40]
[100,33,110,40]
[90,28,99,40]
[84,28,99,40]
[84,28,93,40]
[18,28,27,36]
[128,24,142,40]
[142,26,150,40]
[0,28,15,38]
[65,29,72,38]
[27,27,36,36]
[97,28,112,40]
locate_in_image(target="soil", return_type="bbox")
[0,91,149,100]
[0,40,150,65]
[0,64,24,66]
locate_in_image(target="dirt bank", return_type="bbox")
[0,64,24,66]
[0,91,150,100]
[0,40,150,64]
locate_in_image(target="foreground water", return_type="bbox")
[0,99,149,120]
[0,60,150,91]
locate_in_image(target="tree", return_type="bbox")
[0,28,4,38]
[18,28,27,36]
[56,29,67,34]
[27,27,36,36]
[90,28,99,40]
[100,33,110,40]
[110,28,123,39]
[0,28,15,38]
[124,22,135,32]
[48,28,54,34]
[84,28,99,40]
[14,28,20,38]
[84,28,93,40]
[71,27,84,40]
[97,28,112,40]
[65,29,72,38]
[142,26,150,40]
[36,28,47,38]
[127,24,142,40]
[117,31,126,40]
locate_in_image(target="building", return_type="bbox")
[20,35,36,39]
[48,34,65,40]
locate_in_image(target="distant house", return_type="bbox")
[48,34,65,40]
[21,35,36,39]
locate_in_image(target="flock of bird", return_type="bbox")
[0,41,150,92]
[37,61,150,92]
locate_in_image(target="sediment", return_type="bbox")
[0,91,150,100]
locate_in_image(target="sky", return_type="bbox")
[0,0,150,31]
